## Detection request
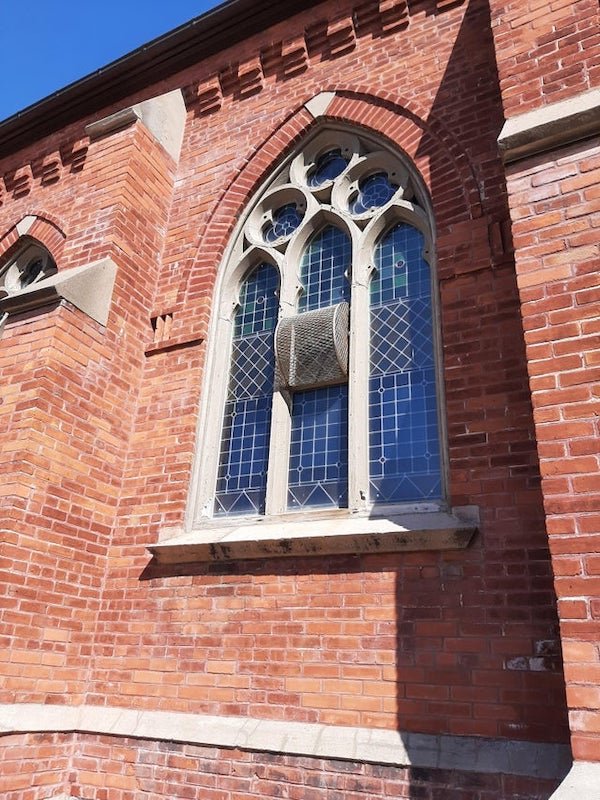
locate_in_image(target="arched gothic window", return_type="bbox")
[190,129,446,526]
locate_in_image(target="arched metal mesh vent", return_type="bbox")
[275,302,349,391]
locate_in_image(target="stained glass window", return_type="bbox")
[289,226,351,510]
[263,203,303,244]
[202,131,444,526]
[215,263,279,516]
[369,223,441,503]
[307,149,350,188]
[288,386,349,509]
[350,172,398,215]
[298,226,351,312]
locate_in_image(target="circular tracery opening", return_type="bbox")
[262,203,304,244]
[307,149,351,188]
[349,172,399,214]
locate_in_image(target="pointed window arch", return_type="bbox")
[190,127,447,528]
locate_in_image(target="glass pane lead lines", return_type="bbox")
[298,226,351,312]
[369,223,441,503]
[288,225,352,510]
[216,263,279,516]
[288,386,349,509]
[235,262,279,337]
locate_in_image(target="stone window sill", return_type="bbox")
[148,506,478,563]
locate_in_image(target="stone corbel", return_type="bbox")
[0,257,117,329]
[85,89,186,163]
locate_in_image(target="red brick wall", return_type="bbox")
[504,137,600,762]
[0,734,72,799]
[0,732,563,800]
[0,0,574,795]
[489,0,600,765]
[0,121,178,701]
[489,0,600,116]
[87,0,567,745]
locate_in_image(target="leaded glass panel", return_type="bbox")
[287,225,352,510]
[215,263,279,516]
[263,203,303,244]
[307,149,350,188]
[350,172,398,215]
[298,226,351,312]
[369,223,441,503]
[201,131,444,526]
[288,385,349,510]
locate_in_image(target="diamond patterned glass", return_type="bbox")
[263,203,303,244]
[234,262,280,337]
[369,223,442,503]
[288,386,349,510]
[307,149,350,188]
[350,172,398,215]
[288,226,351,510]
[298,226,351,312]
[215,263,279,516]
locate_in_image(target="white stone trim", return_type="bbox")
[152,506,478,562]
[0,257,117,327]
[549,762,600,800]
[15,215,36,236]
[85,89,186,162]
[304,92,336,119]
[0,703,570,780]
[85,107,140,138]
[498,87,600,163]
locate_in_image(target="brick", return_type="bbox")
[2,0,599,793]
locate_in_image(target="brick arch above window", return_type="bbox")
[180,89,483,310]
[0,213,67,264]
[0,213,117,329]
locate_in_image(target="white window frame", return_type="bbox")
[185,125,450,539]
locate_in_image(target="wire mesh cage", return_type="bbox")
[274,302,349,391]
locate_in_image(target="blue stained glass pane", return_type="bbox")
[307,149,350,188]
[369,224,441,503]
[350,172,398,215]
[298,226,351,312]
[234,262,280,337]
[370,223,429,306]
[263,203,303,244]
[216,263,279,516]
[288,386,349,510]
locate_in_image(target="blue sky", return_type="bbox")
[0,1,222,123]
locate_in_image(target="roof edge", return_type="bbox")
[0,0,322,160]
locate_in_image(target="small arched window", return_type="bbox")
[191,128,446,526]
[0,240,57,299]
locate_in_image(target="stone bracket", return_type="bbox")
[85,89,186,163]
[0,257,117,327]
[498,88,600,164]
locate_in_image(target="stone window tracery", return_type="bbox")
[190,127,446,526]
